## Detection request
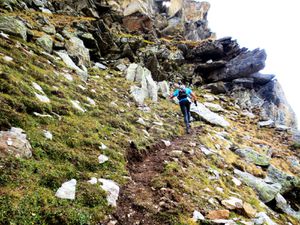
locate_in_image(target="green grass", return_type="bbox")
[0,32,183,224]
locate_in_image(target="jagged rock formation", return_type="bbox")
[0,1,299,225]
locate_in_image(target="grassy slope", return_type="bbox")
[0,34,181,224]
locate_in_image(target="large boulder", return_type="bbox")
[36,34,53,53]
[126,63,158,104]
[0,16,27,40]
[186,40,224,62]
[235,148,270,166]
[250,73,275,85]
[208,48,267,82]
[65,37,91,67]
[266,165,300,193]
[190,102,230,128]
[55,51,88,80]
[234,169,282,203]
[0,127,32,158]
[257,79,297,128]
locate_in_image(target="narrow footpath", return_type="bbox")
[113,127,203,225]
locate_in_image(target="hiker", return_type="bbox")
[169,83,197,133]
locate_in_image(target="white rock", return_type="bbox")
[94,62,107,70]
[258,120,274,128]
[127,64,158,104]
[71,100,85,112]
[40,7,52,14]
[241,110,256,119]
[56,51,88,80]
[189,142,197,147]
[88,177,98,185]
[221,197,243,210]
[158,81,170,98]
[232,177,242,186]
[211,219,236,225]
[153,121,163,126]
[142,129,150,137]
[136,118,146,126]
[216,187,224,193]
[98,179,120,207]
[162,140,171,147]
[87,97,96,106]
[0,31,9,39]
[116,64,127,71]
[203,94,215,101]
[6,138,13,146]
[254,212,277,225]
[193,210,205,221]
[35,92,50,103]
[98,154,109,164]
[100,143,107,150]
[78,85,86,90]
[190,102,230,128]
[55,179,77,200]
[32,82,44,93]
[3,56,13,62]
[204,102,224,112]
[275,125,290,131]
[110,101,118,108]
[33,112,53,118]
[63,73,73,81]
[200,146,214,155]
[43,130,53,140]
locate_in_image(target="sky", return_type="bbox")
[205,0,300,127]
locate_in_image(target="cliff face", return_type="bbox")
[0,0,300,225]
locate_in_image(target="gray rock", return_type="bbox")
[232,78,254,89]
[0,16,27,40]
[250,73,275,85]
[36,34,53,53]
[266,165,300,193]
[258,119,274,128]
[275,193,300,220]
[126,64,158,104]
[55,51,88,80]
[208,49,267,82]
[55,33,64,42]
[55,179,77,200]
[190,102,230,128]
[203,102,224,112]
[0,127,32,158]
[235,148,270,166]
[275,124,290,131]
[41,24,56,34]
[94,62,107,70]
[98,178,120,207]
[158,81,170,98]
[254,212,277,225]
[65,37,91,67]
[234,169,282,202]
[257,79,297,128]
[202,82,230,94]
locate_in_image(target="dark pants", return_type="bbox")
[179,100,191,126]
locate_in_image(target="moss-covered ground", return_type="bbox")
[0,34,181,224]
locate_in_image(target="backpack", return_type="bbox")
[178,88,188,100]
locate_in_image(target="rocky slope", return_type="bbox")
[0,0,300,224]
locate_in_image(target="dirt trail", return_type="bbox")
[113,127,202,225]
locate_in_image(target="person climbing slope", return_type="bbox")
[169,83,197,134]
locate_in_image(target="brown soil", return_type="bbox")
[112,127,203,225]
